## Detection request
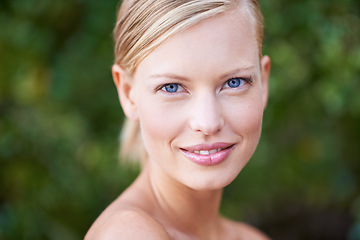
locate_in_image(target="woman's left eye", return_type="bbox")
[223,77,249,89]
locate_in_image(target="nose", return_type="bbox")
[189,93,224,136]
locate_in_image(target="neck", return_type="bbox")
[142,163,224,238]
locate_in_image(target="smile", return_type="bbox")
[180,143,235,166]
[192,148,224,155]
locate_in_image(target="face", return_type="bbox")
[118,9,270,191]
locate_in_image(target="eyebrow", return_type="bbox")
[148,73,190,82]
[219,66,256,79]
[148,65,256,81]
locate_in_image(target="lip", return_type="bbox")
[180,142,235,166]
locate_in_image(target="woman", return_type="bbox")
[86,0,271,239]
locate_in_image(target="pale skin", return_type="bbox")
[85,7,271,240]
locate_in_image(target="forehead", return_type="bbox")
[135,9,259,78]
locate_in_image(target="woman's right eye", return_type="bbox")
[160,83,184,93]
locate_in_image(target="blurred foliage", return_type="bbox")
[0,0,359,239]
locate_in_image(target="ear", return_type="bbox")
[260,55,271,109]
[112,64,139,121]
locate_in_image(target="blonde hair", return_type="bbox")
[113,0,264,163]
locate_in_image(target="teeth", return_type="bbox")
[192,148,224,155]
[200,150,209,155]
[209,149,217,154]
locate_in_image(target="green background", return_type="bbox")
[0,0,359,239]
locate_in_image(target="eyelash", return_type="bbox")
[222,77,253,89]
[157,83,186,94]
[157,76,253,94]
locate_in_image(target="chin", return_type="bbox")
[180,170,240,192]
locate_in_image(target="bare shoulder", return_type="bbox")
[235,222,271,240]
[85,209,170,240]
[222,218,271,240]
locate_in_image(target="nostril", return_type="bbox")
[189,96,224,135]
[191,117,224,136]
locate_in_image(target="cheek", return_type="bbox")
[227,96,264,138]
[138,101,185,155]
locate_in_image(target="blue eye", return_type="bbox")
[163,83,179,93]
[158,83,186,94]
[226,78,242,88]
[223,77,252,89]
